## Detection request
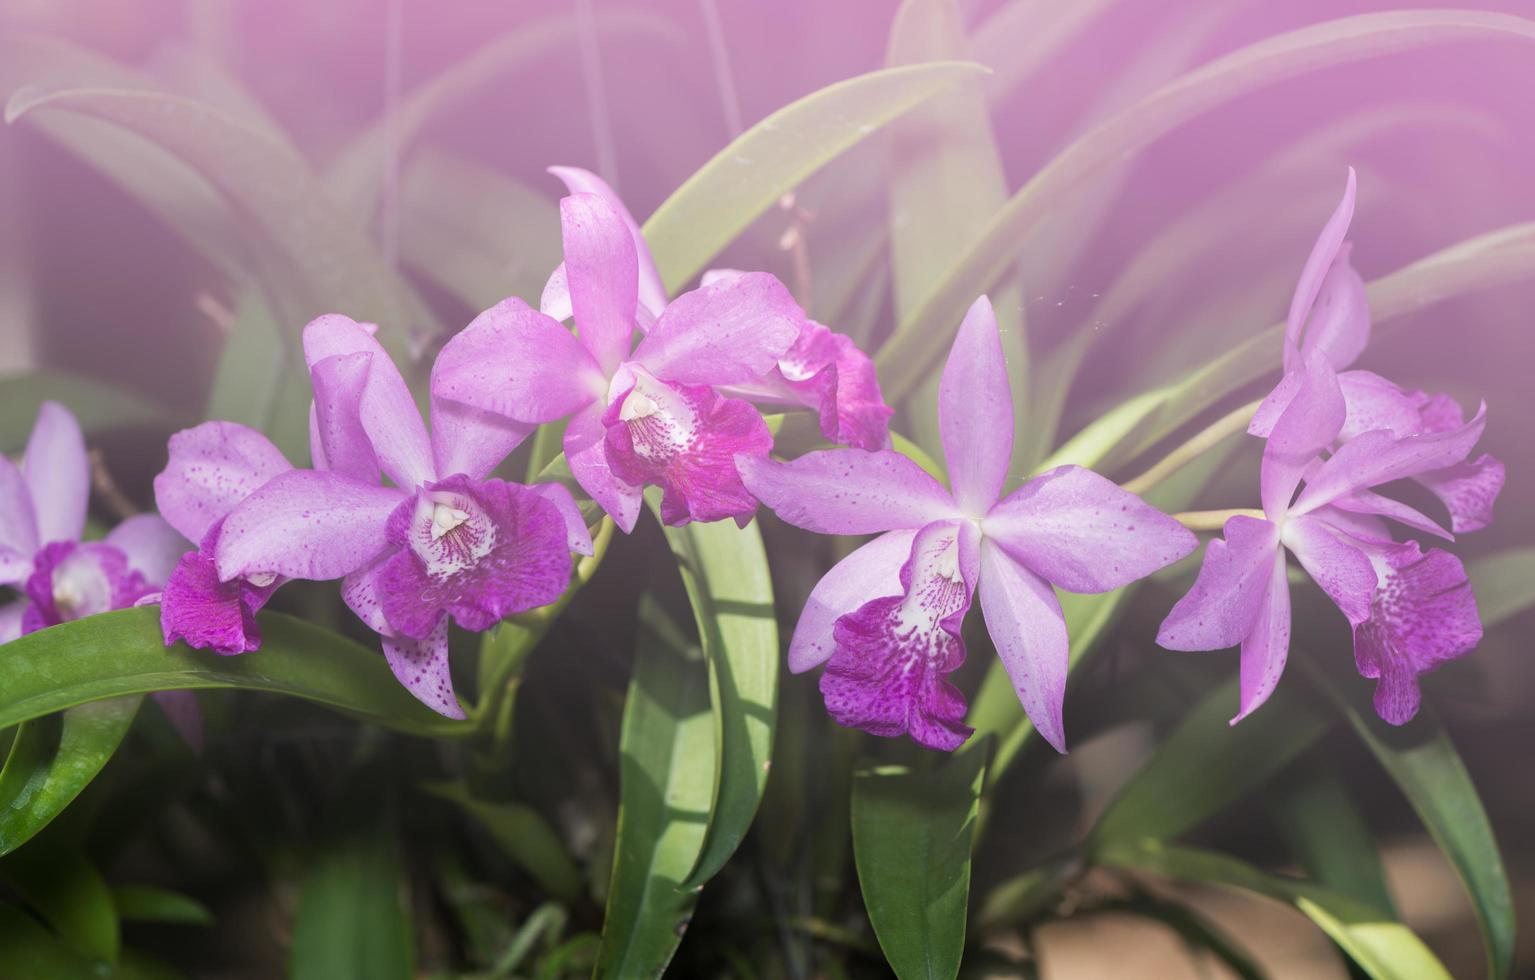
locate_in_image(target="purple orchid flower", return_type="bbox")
[154,421,296,655]
[738,296,1197,752]
[433,191,804,533]
[1158,170,1495,726]
[210,313,592,719]
[537,168,892,450]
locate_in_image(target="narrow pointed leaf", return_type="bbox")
[641,62,988,292]
[290,825,414,980]
[852,744,988,980]
[1269,767,1395,915]
[0,607,470,738]
[1,846,119,966]
[423,782,582,903]
[0,696,142,856]
[112,885,214,926]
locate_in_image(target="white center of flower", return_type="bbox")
[619,392,659,422]
[247,571,278,588]
[431,503,472,540]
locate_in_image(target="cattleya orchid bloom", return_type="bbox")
[539,168,893,452]
[1158,170,1498,725]
[154,421,296,654]
[211,314,591,719]
[1,403,187,640]
[739,296,1196,752]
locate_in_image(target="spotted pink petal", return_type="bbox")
[528,483,595,556]
[562,192,640,376]
[310,351,382,484]
[630,271,802,386]
[0,453,39,580]
[564,402,644,534]
[159,544,278,655]
[1296,242,1369,371]
[1259,349,1345,516]
[978,538,1071,753]
[788,528,916,674]
[1336,370,1424,442]
[216,469,404,582]
[1284,167,1356,370]
[820,520,978,752]
[1280,515,1374,626]
[1156,515,1281,651]
[23,401,90,545]
[982,465,1196,594]
[548,166,668,319]
[1415,454,1503,534]
[737,448,958,536]
[1233,550,1292,724]
[1327,488,1452,541]
[154,421,294,545]
[940,296,1013,516]
[382,616,465,720]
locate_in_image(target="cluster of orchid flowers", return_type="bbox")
[0,168,1501,753]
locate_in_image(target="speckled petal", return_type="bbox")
[382,616,465,720]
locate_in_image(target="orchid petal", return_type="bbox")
[1233,550,1292,724]
[983,465,1197,594]
[302,314,434,489]
[105,514,188,588]
[977,538,1070,753]
[565,402,643,534]
[1284,167,1355,369]
[1280,515,1374,626]
[1337,370,1422,442]
[737,448,958,536]
[1259,350,1345,516]
[788,528,916,673]
[1416,454,1504,535]
[540,262,572,322]
[382,616,466,720]
[0,601,26,644]
[23,401,89,544]
[432,297,605,424]
[529,482,595,556]
[311,351,382,484]
[1353,541,1481,726]
[562,192,639,375]
[631,272,802,385]
[159,548,277,655]
[1299,242,1369,370]
[0,453,39,571]
[1292,403,1487,516]
[341,552,392,636]
[549,165,667,319]
[1328,488,1452,541]
[216,470,403,582]
[1246,368,1302,440]
[152,691,204,750]
[154,421,293,545]
[1156,515,1280,651]
[940,296,1013,515]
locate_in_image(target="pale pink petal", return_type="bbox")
[1233,550,1293,724]
[1327,488,1452,541]
[1259,350,1345,516]
[540,262,572,322]
[431,297,605,424]
[1280,515,1374,626]
[983,465,1196,594]
[940,296,1013,515]
[736,448,958,536]
[105,514,189,588]
[978,538,1070,753]
[1337,370,1423,442]
[1292,403,1487,516]
[216,470,404,582]
[154,421,293,545]
[787,528,916,673]
[549,165,667,319]
[382,616,466,720]
[1415,454,1503,535]
[302,315,434,489]
[430,399,533,484]
[1246,368,1302,440]
[0,453,39,574]
[1298,242,1369,371]
[564,402,644,534]
[1156,515,1281,651]
[23,401,89,544]
[152,691,204,750]
[631,272,802,385]
[0,600,27,643]
[310,351,382,484]
[1284,167,1356,369]
[341,552,392,636]
[529,482,595,556]
[562,192,639,375]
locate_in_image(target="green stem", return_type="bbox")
[1119,398,1262,497]
[1173,508,1264,531]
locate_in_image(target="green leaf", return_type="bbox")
[969,0,1117,105]
[112,884,214,926]
[0,696,141,857]
[641,62,988,292]
[1323,678,1515,979]
[290,825,415,980]
[884,0,1028,462]
[1089,679,1329,848]
[595,596,717,977]
[396,148,561,310]
[654,500,778,887]
[1268,767,1395,915]
[852,743,988,980]
[1469,547,1535,629]
[422,782,583,904]
[873,10,1535,405]
[0,371,172,452]
[204,290,290,429]
[0,606,470,738]
[5,77,426,343]
[1,845,119,965]
[1100,839,1450,980]
[324,8,678,217]
[0,905,97,979]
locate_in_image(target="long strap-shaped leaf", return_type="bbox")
[0,607,470,738]
[596,597,716,977]
[653,501,778,888]
[1100,839,1451,980]
[873,10,1535,404]
[640,62,986,292]
[851,743,989,980]
[0,697,141,857]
